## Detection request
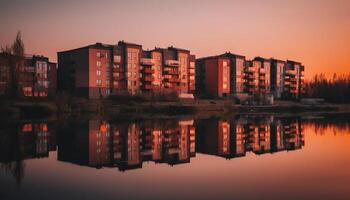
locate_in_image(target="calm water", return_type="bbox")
[0,114,350,200]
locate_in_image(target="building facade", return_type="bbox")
[196,53,245,98]
[0,53,56,97]
[196,52,305,100]
[58,42,196,99]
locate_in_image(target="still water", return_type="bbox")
[0,114,350,200]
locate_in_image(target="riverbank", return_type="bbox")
[1,98,349,119]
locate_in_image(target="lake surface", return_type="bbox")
[1,114,350,200]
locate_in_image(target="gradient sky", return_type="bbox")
[0,0,349,79]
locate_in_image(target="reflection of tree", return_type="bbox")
[0,160,25,187]
[303,114,350,135]
[0,123,25,187]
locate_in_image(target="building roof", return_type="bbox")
[254,56,271,62]
[286,60,302,65]
[117,40,142,48]
[57,42,115,54]
[197,52,245,61]
[270,58,286,63]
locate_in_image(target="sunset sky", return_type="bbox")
[0,0,349,79]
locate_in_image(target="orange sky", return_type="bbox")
[0,0,349,79]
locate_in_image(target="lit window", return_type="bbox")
[97,52,101,58]
[97,61,101,67]
[96,79,102,86]
[96,70,101,76]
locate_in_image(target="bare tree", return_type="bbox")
[305,73,350,103]
[10,31,25,98]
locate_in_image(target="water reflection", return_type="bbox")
[1,114,349,186]
[57,119,196,170]
[196,116,304,159]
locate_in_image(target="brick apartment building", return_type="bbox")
[196,52,305,100]
[0,53,56,97]
[57,41,196,99]
[196,53,246,98]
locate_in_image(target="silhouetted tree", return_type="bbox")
[1,31,25,98]
[305,73,350,103]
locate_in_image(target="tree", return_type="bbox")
[10,31,25,98]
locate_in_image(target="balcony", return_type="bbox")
[259,76,266,80]
[190,62,195,69]
[142,84,153,90]
[142,67,155,74]
[189,69,195,75]
[165,60,180,67]
[163,68,179,75]
[286,70,297,75]
[140,58,155,66]
[244,75,254,80]
[143,76,154,82]
[245,67,256,73]
[113,75,125,81]
[113,67,124,72]
[290,77,297,82]
[164,77,180,83]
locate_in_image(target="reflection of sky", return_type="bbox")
[1,123,350,200]
[1,0,350,79]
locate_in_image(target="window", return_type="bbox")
[190,62,195,68]
[97,52,101,58]
[157,66,161,71]
[97,61,101,67]
[96,70,101,76]
[114,55,121,62]
[96,79,102,86]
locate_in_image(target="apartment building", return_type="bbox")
[0,53,55,97]
[270,59,286,98]
[253,57,271,94]
[284,60,305,99]
[196,53,245,98]
[58,42,196,99]
[196,52,304,100]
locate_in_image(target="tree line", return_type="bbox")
[305,73,350,103]
[1,31,25,98]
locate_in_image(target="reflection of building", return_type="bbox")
[197,116,304,159]
[19,123,51,158]
[58,119,196,171]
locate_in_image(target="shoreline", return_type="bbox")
[1,99,350,119]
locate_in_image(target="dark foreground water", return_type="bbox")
[0,114,350,200]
